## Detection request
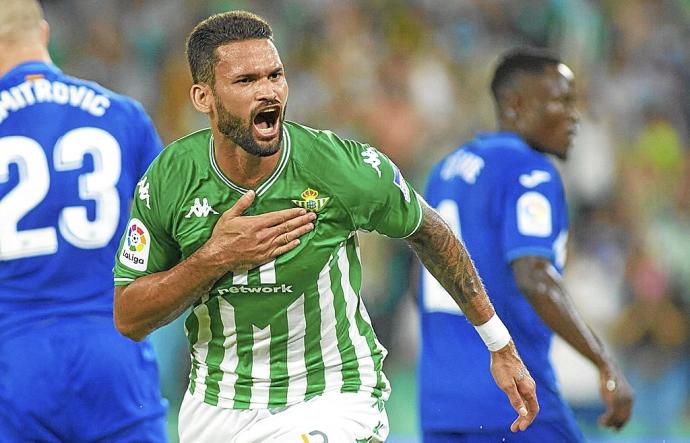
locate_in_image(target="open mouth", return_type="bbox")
[252,106,281,140]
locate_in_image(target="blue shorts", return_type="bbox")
[423,416,585,443]
[0,316,168,442]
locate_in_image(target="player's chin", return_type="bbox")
[252,120,283,155]
[252,134,282,157]
[553,135,573,159]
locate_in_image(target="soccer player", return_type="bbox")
[113,11,539,442]
[418,47,634,442]
[0,1,170,441]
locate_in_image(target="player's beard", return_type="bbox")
[215,97,283,157]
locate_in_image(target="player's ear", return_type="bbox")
[498,90,519,122]
[40,19,50,47]
[190,83,213,114]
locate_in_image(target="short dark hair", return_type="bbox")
[490,47,561,102]
[186,10,273,86]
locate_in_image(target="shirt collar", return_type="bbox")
[1,61,62,83]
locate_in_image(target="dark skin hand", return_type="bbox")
[408,201,539,432]
[512,256,634,430]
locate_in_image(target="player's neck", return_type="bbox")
[0,44,51,78]
[497,120,519,135]
[213,135,282,190]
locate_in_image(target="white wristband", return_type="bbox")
[474,314,511,352]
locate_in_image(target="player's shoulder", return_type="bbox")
[476,134,561,193]
[474,132,557,173]
[286,121,382,173]
[147,128,211,177]
[285,121,350,159]
[60,72,146,115]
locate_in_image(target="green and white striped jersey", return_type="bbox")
[114,121,423,409]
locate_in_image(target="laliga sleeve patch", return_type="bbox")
[516,192,552,237]
[119,218,151,271]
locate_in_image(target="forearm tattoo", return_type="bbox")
[408,203,494,322]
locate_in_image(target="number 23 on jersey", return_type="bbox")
[0,127,121,260]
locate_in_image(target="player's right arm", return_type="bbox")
[114,190,315,341]
[512,256,634,430]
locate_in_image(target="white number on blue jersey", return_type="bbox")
[422,199,464,315]
[0,137,58,259]
[0,127,121,260]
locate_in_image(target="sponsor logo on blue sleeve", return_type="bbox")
[519,170,551,188]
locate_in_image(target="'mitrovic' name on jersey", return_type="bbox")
[114,122,423,410]
[0,78,111,124]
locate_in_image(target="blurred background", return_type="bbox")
[41,0,690,441]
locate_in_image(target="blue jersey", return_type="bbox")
[0,62,167,441]
[419,132,571,432]
[0,61,161,332]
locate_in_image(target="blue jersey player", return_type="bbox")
[0,1,167,441]
[419,48,634,442]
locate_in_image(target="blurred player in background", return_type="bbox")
[418,47,634,442]
[0,0,167,441]
[113,11,538,442]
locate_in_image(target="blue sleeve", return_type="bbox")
[500,164,565,264]
[131,101,163,179]
[423,162,444,204]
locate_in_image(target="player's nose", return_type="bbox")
[255,78,278,102]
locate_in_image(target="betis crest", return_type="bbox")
[292,188,329,212]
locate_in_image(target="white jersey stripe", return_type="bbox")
[336,240,377,389]
[259,261,276,284]
[250,324,272,409]
[353,235,389,396]
[215,297,239,408]
[233,271,248,285]
[190,304,213,399]
[316,250,344,393]
[353,234,387,361]
[285,293,308,402]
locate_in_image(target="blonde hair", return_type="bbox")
[0,0,45,43]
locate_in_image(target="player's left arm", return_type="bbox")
[406,199,539,432]
[512,256,634,430]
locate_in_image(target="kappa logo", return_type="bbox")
[292,188,329,213]
[137,176,151,209]
[519,170,551,188]
[185,197,219,218]
[361,147,382,178]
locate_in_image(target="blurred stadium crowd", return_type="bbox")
[41,0,689,440]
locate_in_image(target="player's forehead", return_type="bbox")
[214,39,283,78]
[514,64,573,102]
[539,64,574,98]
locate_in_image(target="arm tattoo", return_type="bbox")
[407,202,494,324]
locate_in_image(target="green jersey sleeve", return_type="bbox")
[323,133,423,238]
[113,159,181,286]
